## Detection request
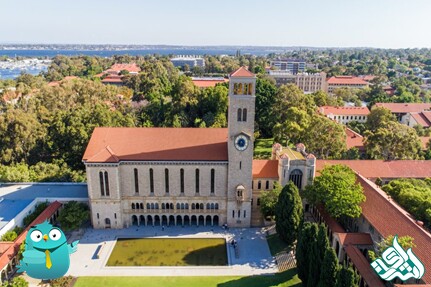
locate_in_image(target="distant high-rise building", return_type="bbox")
[270,59,306,74]
[171,56,205,69]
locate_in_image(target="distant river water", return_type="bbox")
[0,48,272,79]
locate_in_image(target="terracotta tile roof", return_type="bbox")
[0,201,62,271]
[345,128,364,151]
[358,175,431,283]
[230,67,255,78]
[317,205,345,234]
[336,233,373,246]
[320,106,370,116]
[101,75,123,83]
[327,76,369,85]
[344,244,386,287]
[411,111,431,128]
[192,79,228,88]
[107,63,141,73]
[316,160,431,179]
[0,242,13,255]
[374,103,431,113]
[360,75,376,82]
[252,160,279,179]
[83,127,229,163]
[421,137,431,149]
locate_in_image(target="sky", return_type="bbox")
[2,0,431,48]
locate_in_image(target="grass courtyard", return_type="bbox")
[106,238,227,266]
[74,269,302,287]
[254,138,274,159]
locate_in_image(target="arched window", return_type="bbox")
[192,203,196,210]
[206,203,210,209]
[155,203,159,209]
[180,169,184,194]
[149,168,154,194]
[165,168,169,193]
[211,203,215,210]
[265,180,269,190]
[238,83,243,94]
[104,171,110,196]
[195,169,200,194]
[134,168,139,194]
[150,203,154,210]
[289,169,303,190]
[170,203,174,210]
[215,203,219,210]
[210,169,215,194]
[233,83,238,95]
[132,203,135,209]
[248,83,253,95]
[177,203,180,209]
[140,203,144,209]
[99,171,105,196]
[147,203,150,209]
[162,203,166,210]
[237,108,242,122]
[196,203,200,210]
[244,83,249,95]
[258,180,261,190]
[242,108,247,122]
[200,203,204,210]
[136,203,140,209]
[185,203,189,210]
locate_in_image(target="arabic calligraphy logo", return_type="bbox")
[371,235,425,281]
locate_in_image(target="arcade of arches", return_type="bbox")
[130,214,220,227]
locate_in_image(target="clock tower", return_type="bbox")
[226,67,256,227]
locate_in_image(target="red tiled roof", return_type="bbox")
[374,103,431,113]
[358,175,431,283]
[317,205,345,234]
[0,242,13,255]
[230,67,255,78]
[344,245,386,287]
[320,106,370,116]
[252,160,279,178]
[421,137,431,149]
[83,127,229,163]
[101,75,123,83]
[327,76,369,85]
[192,79,228,88]
[345,128,364,151]
[411,111,431,128]
[107,63,141,73]
[316,160,431,179]
[0,201,62,271]
[336,233,373,246]
[360,75,376,82]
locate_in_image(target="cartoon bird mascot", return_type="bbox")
[17,221,79,280]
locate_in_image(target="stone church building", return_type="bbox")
[83,67,316,229]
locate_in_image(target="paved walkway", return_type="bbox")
[66,225,278,277]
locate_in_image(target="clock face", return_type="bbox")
[235,135,248,151]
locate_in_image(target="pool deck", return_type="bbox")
[67,225,278,277]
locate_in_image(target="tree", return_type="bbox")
[364,121,422,160]
[307,225,330,287]
[366,107,396,132]
[255,78,277,137]
[57,201,89,231]
[301,115,347,159]
[296,223,318,286]
[305,164,365,219]
[318,248,339,287]
[275,182,303,246]
[1,276,28,287]
[273,107,311,146]
[368,235,416,261]
[259,182,281,218]
[335,266,360,287]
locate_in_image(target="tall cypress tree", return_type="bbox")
[308,224,330,287]
[275,181,303,246]
[335,265,360,287]
[296,222,318,286]
[317,247,339,287]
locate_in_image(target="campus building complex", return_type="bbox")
[267,70,327,93]
[83,67,315,229]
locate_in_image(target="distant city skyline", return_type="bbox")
[3,0,431,48]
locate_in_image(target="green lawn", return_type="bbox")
[107,238,227,266]
[254,138,274,159]
[74,269,302,287]
[266,234,291,256]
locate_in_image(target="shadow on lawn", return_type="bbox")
[217,269,302,287]
[182,244,228,266]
